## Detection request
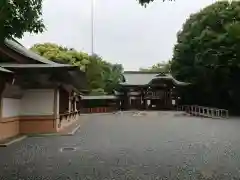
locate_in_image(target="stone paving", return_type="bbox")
[1,111,240,179]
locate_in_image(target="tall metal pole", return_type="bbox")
[91,0,94,56]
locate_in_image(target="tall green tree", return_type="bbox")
[86,55,124,94]
[0,0,44,41]
[31,43,124,94]
[103,63,124,94]
[171,1,240,113]
[31,43,90,71]
[86,55,105,91]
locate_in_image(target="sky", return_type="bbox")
[20,0,216,70]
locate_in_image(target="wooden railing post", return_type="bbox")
[182,105,229,119]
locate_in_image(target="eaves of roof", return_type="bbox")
[0,66,12,73]
[4,39,58,65]
[0,63,73,68]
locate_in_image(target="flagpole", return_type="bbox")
[91,0,94,56]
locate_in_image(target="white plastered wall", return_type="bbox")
[1,88,57,118]
[20,89,55,116]
[1,84,22,118]
[2,98,21,118]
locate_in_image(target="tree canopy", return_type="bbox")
[170,1,240,113]
[0,0,44,41]
[31,43,124,95]
[140,61,171,73]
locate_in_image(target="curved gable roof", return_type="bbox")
[0,66,12,73]
[120,71,158,86]
[150,74,190,86]
[120,71,189,86]
[4,39,58,65]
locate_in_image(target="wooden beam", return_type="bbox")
[0,46,29,63]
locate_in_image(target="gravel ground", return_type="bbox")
[1,111,240,180]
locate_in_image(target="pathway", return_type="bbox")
[0,111,240,179]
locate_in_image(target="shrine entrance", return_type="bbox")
[116,72,189,111]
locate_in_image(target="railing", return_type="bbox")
[58,111,81,128]
[177,105,229,119]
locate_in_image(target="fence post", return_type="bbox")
[181,105,229,119]
[226,110,229,119]
[197,107,199,116]
[216,109,219,118]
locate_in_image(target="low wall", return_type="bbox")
[82,107,116,114]
[0,116,57,140]
[20,89,55,116]
[0,120,19,141]
[0,113,79,140]
[19,115,56,134]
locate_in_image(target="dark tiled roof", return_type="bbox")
[0,63,72,68]
[0,66,12,73]
[4,39,58,65]
[149,74,190,86]
[81,95,117,100]
[124,71,161,74]
[2,39,88,91]
[120,71,189,86]
[120,72,158,86]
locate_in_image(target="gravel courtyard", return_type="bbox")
[1,111,240,180]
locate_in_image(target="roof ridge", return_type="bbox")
[4,39,59,65]
[124,71,159,74]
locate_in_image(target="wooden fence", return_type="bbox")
[81,107,116,114]
[177,105,229,119]
[58,111,80,128]
[57,107,116,128]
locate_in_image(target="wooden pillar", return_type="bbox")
[165,90,168,108]
[68,93,71,113]
[129,96,131,109]
[167,89,170,108]
[146,99,149,110]
[142,89,146,110]
[74,98,77,111]
[123,91,129,110]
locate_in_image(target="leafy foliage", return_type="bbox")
[0,0,44,41]
[31,43,124,94]
[171,1,240,113]
[140,61,171,73]
[85,55,105,91]
[31,43,89,71]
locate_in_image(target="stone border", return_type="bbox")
[27,124,81,137]
[67,124,81,135]
[80,111,138,116]
[0,135,27,147]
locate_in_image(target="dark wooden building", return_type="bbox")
[80,95,118,113]
[115,71,189,110]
